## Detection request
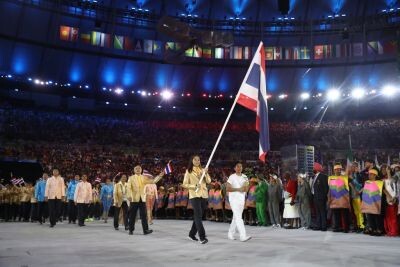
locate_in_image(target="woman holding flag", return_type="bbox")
[182,155,211,244]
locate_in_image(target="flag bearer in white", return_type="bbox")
[226,162,252,242]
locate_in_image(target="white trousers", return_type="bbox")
[228,196,247,239]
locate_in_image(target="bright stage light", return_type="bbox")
[327,89,340,101]
[278,94,287,99]
[300,92,310,100]
[351,88,365,99]
[161,90,173,100]
[114,88,124,95]
[34,79,40,84]
[381,85,398,97]
[141,91,147,96]
[124,103,128,106]
[105,101,109,105]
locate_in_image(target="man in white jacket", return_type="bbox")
[226,162,251,242]
[74,174,92,227]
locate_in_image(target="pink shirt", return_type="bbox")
[45,176,66,200]
[74,181,93,204]
[144,184,158,200]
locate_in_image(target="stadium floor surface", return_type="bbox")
[0,219,399,267]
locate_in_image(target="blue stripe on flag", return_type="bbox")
[258,78,270,154]
[246,63,260,89]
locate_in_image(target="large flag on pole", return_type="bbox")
[236,42,270,162]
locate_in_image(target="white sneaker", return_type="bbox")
[228,235,236,240]
[276,224,281,228]
[240,236,252,242]
[272,224,277,228]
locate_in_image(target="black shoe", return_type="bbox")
[312,228,321,231]
[144,230,153,235]
[129,231,133,235]
[79,224,86,227]
[321,228,327,232]
[199,238,208,244]
[49,225,54,228]
[125,227,129,231]
[332,229,342,232]
[115,227,119,231]
[188,235,199,241]
[72,221,76,224]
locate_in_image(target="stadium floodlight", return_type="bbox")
[351,88,365,99]
[326,88,340,101]
[300,92,310,100]
[278,94,287,99]
[161,90,173,100]
[114,88,124,95]
[381,85,398,97]
[141,90,147,96]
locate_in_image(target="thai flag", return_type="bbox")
[11,178,17,185]
[236,41,270,162]
[16,178,24,185]
[164,162,173,175]
[94,177,102,183]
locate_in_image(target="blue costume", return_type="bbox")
[35,178,47,202]
[67,180,79,201]
[100,184,114,213]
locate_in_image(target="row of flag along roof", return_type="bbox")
[60,26,398,60]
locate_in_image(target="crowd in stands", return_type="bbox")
[0,106,399,237]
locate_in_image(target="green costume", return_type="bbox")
[255,180,268,226]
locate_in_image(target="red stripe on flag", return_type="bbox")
[259,152,267,162]
[237,93,257,112]
[260,45,266,73]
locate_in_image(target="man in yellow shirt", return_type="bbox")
[127,165,164,235]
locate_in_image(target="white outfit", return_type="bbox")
[283,191,300,219]
[227,173,249,240]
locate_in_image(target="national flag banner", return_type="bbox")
[70,27,79,42]
[236,41,270,162]
[352,43,363,57]
[165,42,175,51]
[202,47,212,58]
[80,33,91,44]
[60,26,71,41]
[194,46,202,57]
[284,47,293,60]
[114,35,124,50]
[91,31,101,46]
[328,176,350,209]
[367,41,383,55]
[243,46,251,59]
[101,33,112,48]
[232,46,242,59]
[383,41,397,54]
[324,44,332,58]
[265,47,274,60]
[134,39,144,52]
[153,41,162,55]
[11,178,17,185]
[224,47,230,59]
[215,47,224,59]
[185,47,194,57]
[143,170,154,179]
[94,177,102,183]
[300,47,310,59]
[361,180,384,214]
[293,47,300,60]
[314,45,324,59]
[143,40,153,53]
[273,47,282,60]
[164,162,173,175]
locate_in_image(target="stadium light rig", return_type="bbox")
[114,88,124,95]
[381,85,398,97]
[351,88,366,99]
[300,92,310,100]
[327,88,340,101]
[161,90,173,100]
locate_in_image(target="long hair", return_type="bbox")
[187,155,201,173]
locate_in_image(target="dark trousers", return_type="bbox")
[4,204,11,221]
[332,208,350,231]
[189,198,207,240]
[68,200,77,222]
[128,199,148,233]
[313,197,327,230]
[30,203,38,221]
[37,201,48,223]
[11,204,19,220]
[21,202,31,221]
[77,203,89,226]
[48,199,62,226]
[114,201,129,228]
[366,214,383,232]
